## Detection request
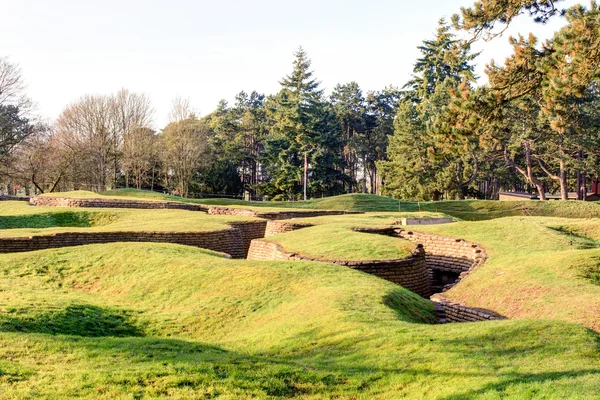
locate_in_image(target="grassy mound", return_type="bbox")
[1,243,599,398]
[49,189,600,220]
[266,224,415,261]
[0,201,255,237]
[264,213,429,261]
[411,216,600,331]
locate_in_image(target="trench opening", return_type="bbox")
[430,269,461,294]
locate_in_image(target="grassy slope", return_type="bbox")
[83,189,600,220]
[413,217,600,331]
[0,201,255,237]
[266,224,415,261]
[264,214,435,261]
[0,243,599,399]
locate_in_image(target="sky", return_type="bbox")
[1,0,584,128]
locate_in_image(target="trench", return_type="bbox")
[21,197,504,322]
[250,221,505,323]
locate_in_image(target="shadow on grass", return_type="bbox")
[0,304,143,337]
[5,321,600,398]
[0,212,98,229]
[383,288,437,324]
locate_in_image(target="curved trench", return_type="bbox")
[17,199,505,323]
[254,221,505,323]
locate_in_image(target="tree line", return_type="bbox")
[0,49,395,200]
[382,1,600,201]
[2,0,600,201]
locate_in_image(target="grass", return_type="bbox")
[409,216,600,331]
[263,213,439,261]
[0,243,599,399]
[5,193,600,397]
[0,201,256,237]
[44,189,600,220]
[266,224,415,261]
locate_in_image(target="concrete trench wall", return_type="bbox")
[395,229,504,322]
[350,227,503,322]
[22,197,503,323]
[30,196,207,212]
[264,220,314,237]
[1,196,30,202]
[207,206,362,220]
[247,239,432,297]
[30,197,362,220]
[397,229,487,290]
[430,294,505,322]
[0,221,267,259]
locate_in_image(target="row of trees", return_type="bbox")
[381,1,600,201]
[1,49,397,200]
[3,0,600,201]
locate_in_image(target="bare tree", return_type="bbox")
[122,127,157,189]
[109,88,154,186]
[168,96,194,123]
[0,57,30,110]
[0,57,36,164]
[54,95,112,190]
[52,89,154,192]
[161,117,210,197]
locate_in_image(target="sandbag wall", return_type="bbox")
[397,229,486,291]
[30,196,206,212]
[248,239,432,297]
[0,221,267,259]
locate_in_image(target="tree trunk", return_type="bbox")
[362,157,368,194]
[559,158,568,200]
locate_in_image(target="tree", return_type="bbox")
[51,89,154,192]
[122,127,158,189]
[160,116,210,197]
[457,2,600,200]
[0,105,33,160]
[330,82,365,192]
[16,126,83,193]
[54,95,112,191]
[453,0,565,40]
[109,89,154,187]
[205,91,267,197]
[0,57,36,169]
[380,20,479,200]
[362,87,400,194]
[168,96,194,123]
[263,47,346,199]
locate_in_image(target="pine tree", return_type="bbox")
[330,82,365,192]
[380,20,480,200]
[263,47,346,199]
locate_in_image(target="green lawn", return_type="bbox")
[263,213,438,261]
[410,216,600,331]
[5,194,600,398]
[43,189,600,220]
[0,201,255,237]
[0,243,599,399]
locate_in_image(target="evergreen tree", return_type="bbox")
[330,81,365,192]
[262,47,346,199]
[380,20,479,200]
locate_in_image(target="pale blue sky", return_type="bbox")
[1,0,582,127]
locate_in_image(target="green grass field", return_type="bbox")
[413,216,600,331]
[0,201,255,238]
[3,192,600,398]
[1,244,599,399]
[43,189,600,220]
[263,213,437,261]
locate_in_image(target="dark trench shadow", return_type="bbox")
[0,304,144,337]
